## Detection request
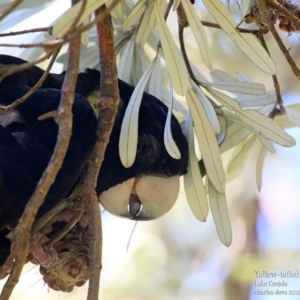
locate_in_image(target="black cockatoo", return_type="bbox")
[0,55,188,267]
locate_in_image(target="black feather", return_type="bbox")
[0,55,188,266]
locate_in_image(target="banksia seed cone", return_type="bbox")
[39,219,91,292]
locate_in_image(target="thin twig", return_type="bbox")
[45,211,84,247]
[0,0,122,50]
[256,31,285,117]
[0,27,50,37]
[164,0,174,20]
[0,49,56,81]
[0,16,81,300]
[267,0,300,31]
[202,20,259,33]
[178,24,197,82]
[176,4,198,81]
[83,5,120,300]
[0,0,23,23]
[0,47,61,113]
[31,199,68,235]
[268,17,300,80]
[59,0,87,39]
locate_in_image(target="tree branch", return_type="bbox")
[0,47,61,112]
[84,6,119,299]
[0,15,81,300]
[0,27,50,37]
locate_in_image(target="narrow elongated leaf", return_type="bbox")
[149,0,165,28]
[52,0,106,38]
[224,110,275,154]
[208,88,295,147]
[216,113,227,145]
[173,0,181,10]
[81,18,90,46]
[132,45,150,83]
[236,72,252,82]
[154,2,188,95]
[258,103,275,116]
[147,57,163,99]
[162,87,187,114]
[220,123,251,153]
[286,106,300,127]
[202,0,276,74]
[227,135,255,180]
[256,145,267,191]
[190,80,221,133]
[106,0,123,20]
[254,133,275,153]
[0,0,52,12]
[205,81,265,95]
[21,33,54,61]
[181,0,212,69]
[184,112,209,222]
[186,87,225,193]
[208,88,240,111]
[236,91,276,108]
[123,0,147,31]
[211,69,237,82]
[119,58,157,168]
[136,4,153,47]
[164,86,181,159]
[236,109,295,147]
[118,38,135,82]
[209,181,232,246]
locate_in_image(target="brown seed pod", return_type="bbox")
[244,0,300,34]
[37,211,91,292]
[244,1,277,33]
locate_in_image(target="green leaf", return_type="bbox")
[184,112,209,222]
[285,106,300,127]
[237,109,295,147]
[118,38,135,82]
[220,122,251,153]
[52,0,106,38]
[202,0,276,74]
[119,58,157,168]
[164,86,182,159]
[173,0,181,10]
[186,87,226,193]
[236,91,276,108]
[123,0,147,31]
[226,135,255,180]
[181,0,212,69]
[211,69,237,82]
[208,88,296,147]
[209,180,232,246]
[106,0,123,20]
[254,133,275,153]
[205,81,265,95]
[149,0,165,28]
[256,145,267,192]
[136,4,153,47]
[147,57,163,99]
[154,1,188,95]
[190,80,221,134]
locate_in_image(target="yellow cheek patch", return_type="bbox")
[87,89,101,116]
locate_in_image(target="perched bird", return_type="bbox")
[0,63,98,267]
[0,54,189,220]
[0,65,97,229]
[0,55,188,269]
